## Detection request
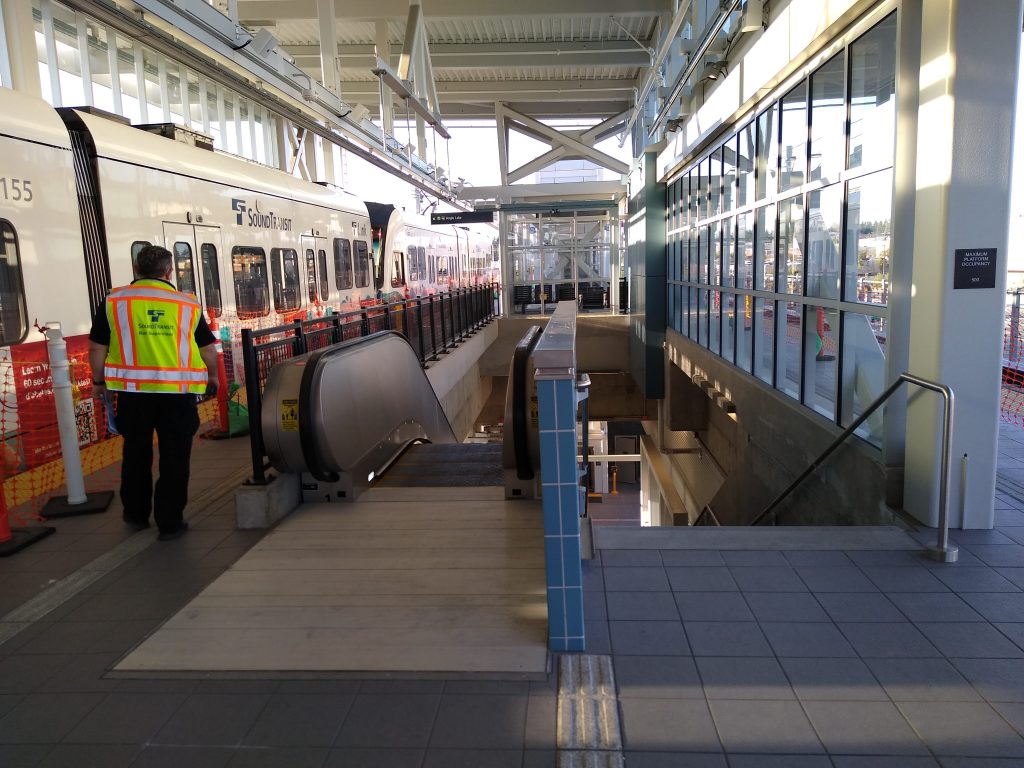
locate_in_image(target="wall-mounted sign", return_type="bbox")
[953,248,997,289]
[430,211,494,225]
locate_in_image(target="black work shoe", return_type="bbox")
[157,521,189,541]
[123,514,150,531]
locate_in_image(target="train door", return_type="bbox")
[162,223,224,322]
[300,235,329,307]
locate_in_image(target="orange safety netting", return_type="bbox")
[1002,299,1024,425]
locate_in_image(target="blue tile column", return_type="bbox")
[534,302,585,652]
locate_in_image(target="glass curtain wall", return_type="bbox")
[664,11,896,446]
[31,0,278,166]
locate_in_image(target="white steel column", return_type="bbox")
[903,0,1023,528]
[317,0,340,96]
[375,20,394,137]
[0,0,40,95]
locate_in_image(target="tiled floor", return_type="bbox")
[3,423,1024,766]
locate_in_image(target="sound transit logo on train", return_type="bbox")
[231,198,293,231]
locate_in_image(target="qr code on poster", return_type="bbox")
[75,397,98,446]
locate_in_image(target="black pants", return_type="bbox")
[114,392,200,534]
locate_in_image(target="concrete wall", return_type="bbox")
[426,321,499,440]
[665,329,891,525]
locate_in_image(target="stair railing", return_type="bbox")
[749,372,958,563]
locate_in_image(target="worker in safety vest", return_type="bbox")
[88,245,219,541]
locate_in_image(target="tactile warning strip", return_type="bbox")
[556,654,624,768]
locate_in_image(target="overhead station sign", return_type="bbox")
[430,210,494,225]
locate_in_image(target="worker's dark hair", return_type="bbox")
[135,244,173,279]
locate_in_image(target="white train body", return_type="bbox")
[0,86,493,389]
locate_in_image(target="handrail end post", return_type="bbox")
[927,541,959,563]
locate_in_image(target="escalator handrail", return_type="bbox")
[512,326,543,480]
[298,330,411,482]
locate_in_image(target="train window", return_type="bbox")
[199,243,222,318]
[271,248,301,312]
[173,242,196,295]
[305,248,319,303]
[0,221,28,345]
[354,240,370,288]
[130,241,151,277]
[231,246,270,319]
[333,238,353,290]
[318,249,330,302]
[391,252,405,288]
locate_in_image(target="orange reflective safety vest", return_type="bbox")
[103,278,208,394]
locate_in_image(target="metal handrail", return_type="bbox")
[749,372,959,563]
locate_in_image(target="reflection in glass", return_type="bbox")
[688,287,698,339]
[688,169,699,224]
[803,306,838,419]
[737,212,753,290]
[780,81,807,192]
[849,12,897,170]
[710,290,721,355]
[807,184,842,299]
[756,104,778,200]
[722,217,735,288]
[680,175,690,229]
[736,294,753,373]
[699,225,710,283]
[755,204,776,292]
[697,160,707,220]
[709,221,720,286]
[810,53,845,184]
[722,143,735,212]
[722,293,736,363]
[738,123,755,207]
[708,150,722,218]
[699,290,710,347]
[845,170,892,305]
[778,195,804,295]
[841,311,886,446]
[777,300,802,400]
[754,298,774,384]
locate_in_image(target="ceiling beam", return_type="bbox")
[239,0,667,20]
[438,101,633,119]
[284,41,653,69]
[315,79,638,103]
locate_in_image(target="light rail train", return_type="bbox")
[0,86,495,382]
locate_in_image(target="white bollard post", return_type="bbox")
[43,323,87,505]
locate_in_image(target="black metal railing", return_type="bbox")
[241,285,496,484]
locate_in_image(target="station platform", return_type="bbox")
[3,425,1024,765]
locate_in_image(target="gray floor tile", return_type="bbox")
[720,551,788,567]
[783,551,854,567]
[915,622,1024,658]
[226,747,328,767]
[898,700,1024,757]
[357,680,443,695]
[675,592,754,621]
[727,756,833,768]
[730,567,807,592]
[609,620,690,655]
[935,757,1024,767]
[860,567,950,593]
[684,621,773,656]
[665,567,738,592]
[606,591,681,620]
[845,551,932,567]
[995,622,1024,652]
[128,745,234,768]
[275,681,361,695]
[0,695,22,720]
[602,550,663,567]
[323,747,423,767]
[867,658,983,702]
[950,530,1017,545]
[65,692,186,744]
[614,655,703,699]
[584,619,612,654]
[619,698,720,752]
[622,752,726,767]
[660,551,725,567]
[442,681,530,695]
[0,692,106,743]
[195,680,282,695]
[816,593,906,622]
[422,749,522,768]
[795,566,880,592]
[603,567,670,592]
[0,744,50,767]
[334,694,439,748]
[523,693,556,749]
[992,701,1024,735]
[745,593,830,622]
[761,622,857,658]
[961,593,1024,622]
[995,567,1024,588]
[839,622,942,658]
[831,758,940,767]
[0,654,73,695]
[37,744,139,768]
[695,656,794,699]
[242,693,353,747]
[950,658,1024,702]
[708,699,823,754]
[930,568,1021,593]
[428,694,528,749]
[153,693,272,747]
[965,546,1024,568]
[582,565,604,593]
[33,653,121,694]
[584,589,607,620]
[887,592,986,622]
[802,700,929,755]
[779,657,888,701]
[523,749,557,768]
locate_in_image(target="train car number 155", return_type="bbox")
[0,178,34,202]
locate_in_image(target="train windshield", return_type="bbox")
[370,227,385,290]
